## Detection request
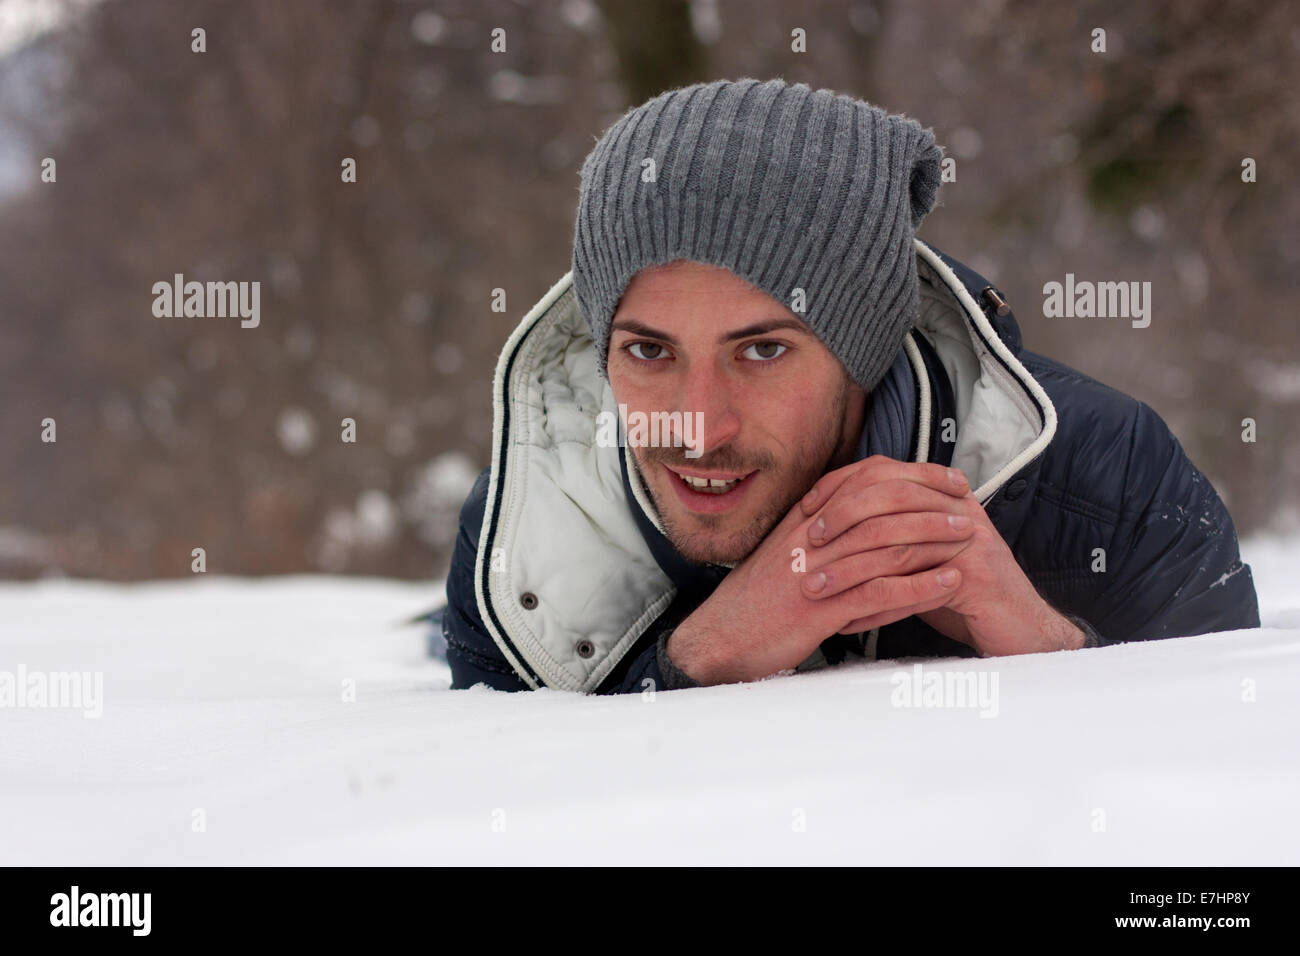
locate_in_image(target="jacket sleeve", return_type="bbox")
[444,467,697,693]
[1084,401,1260,644]
[595,630,701,694]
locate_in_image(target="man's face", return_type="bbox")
[607,259,866,566]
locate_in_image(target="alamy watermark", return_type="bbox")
[152,273,260,328]
[50,886,150,936]
[1042,273,1151,328]
[890,663,999,718]
[0,664,103,718]
[595,404,705,458]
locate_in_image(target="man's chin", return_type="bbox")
[642,489,745,564]
[637,460,792,566]
[657,500,778,566]
[666,530,747,566]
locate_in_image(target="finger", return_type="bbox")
[816,510,975,562]
[800,455,968,516]
[827,565,961,630]
[836,580,966,635]
[802,541,968,599]
[808,479,975,546]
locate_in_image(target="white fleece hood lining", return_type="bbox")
[914,242,1058,499]
[475,240,1057,691]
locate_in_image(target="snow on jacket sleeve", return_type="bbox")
[444,467,690,693]
[1082,401,1260,644]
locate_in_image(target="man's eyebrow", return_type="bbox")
[609,317,811,345]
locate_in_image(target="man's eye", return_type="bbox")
[627,342,668,361]
[742,341,787,361]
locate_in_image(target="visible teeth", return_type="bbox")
[680,474,742,494]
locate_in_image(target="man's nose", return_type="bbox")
[677,362,741,456]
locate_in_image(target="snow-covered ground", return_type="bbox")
[1,535,1297,865]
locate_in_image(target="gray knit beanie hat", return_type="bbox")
[571,77,944,394]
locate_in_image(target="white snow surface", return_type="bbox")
[1,535,1298,865]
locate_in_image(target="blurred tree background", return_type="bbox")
[0,0,1296,580]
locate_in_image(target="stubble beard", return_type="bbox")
[633,377,855,567]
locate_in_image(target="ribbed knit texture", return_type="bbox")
[857,347,917,461]
[571,77,944,393]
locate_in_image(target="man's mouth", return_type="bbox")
[663,465,757,512]
[677,473,746,494]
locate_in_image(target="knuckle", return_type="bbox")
[887,543,913,568]
[910,570,935,600]
[859,456,889,483]
[879,481,906,510]
[920,542,950,565]
[846,514,885,550]
[857,576,890,608]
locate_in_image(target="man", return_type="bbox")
[442,77,1259,693]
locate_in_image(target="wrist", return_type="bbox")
[1040,601,1086,651]
[663,618,722,685]
[655,629,703,690]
